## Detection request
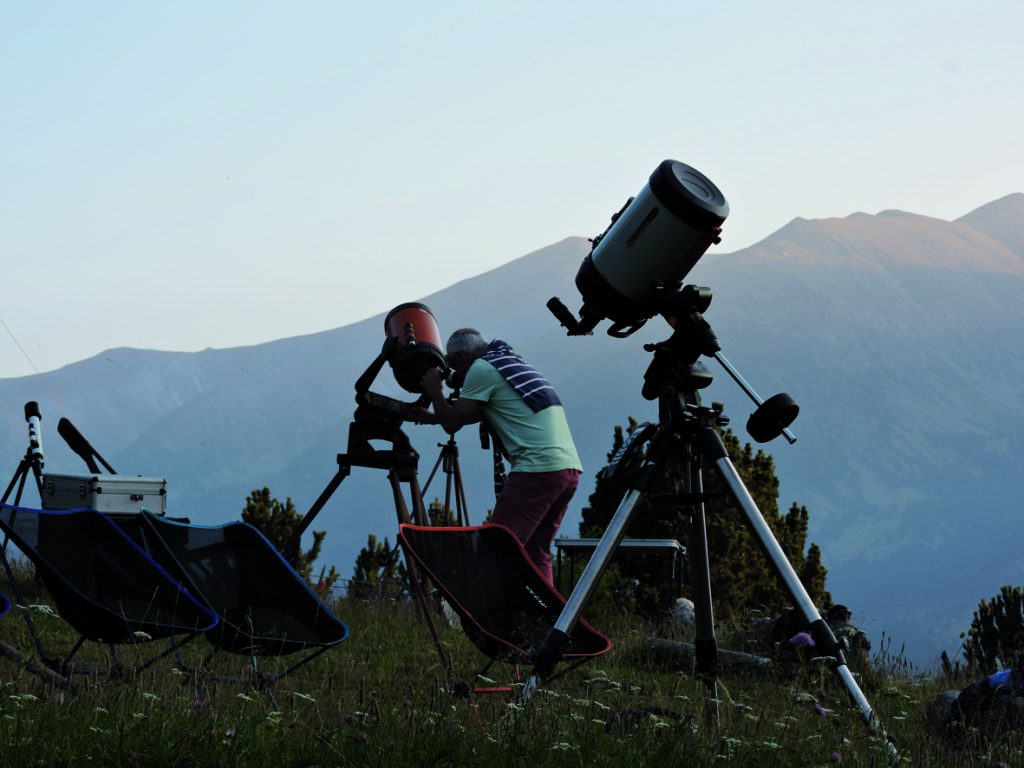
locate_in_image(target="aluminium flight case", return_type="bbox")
[40,473,168,516]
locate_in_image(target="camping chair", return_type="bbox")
[47,415,348,700]
[0,503,218,676]
[0,592,10,618]
[398,523,611,695]
[136,510,348,702]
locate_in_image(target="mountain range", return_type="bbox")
[1,192,1022,666]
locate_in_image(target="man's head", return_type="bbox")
[446,328,489,379]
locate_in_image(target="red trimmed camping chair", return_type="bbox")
[398,523,610,698]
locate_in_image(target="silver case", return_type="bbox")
[40,473,168,515]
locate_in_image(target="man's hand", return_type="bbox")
[416,367,482,434]
[420,368,444,398]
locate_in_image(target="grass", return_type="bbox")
[0,585,1020,768]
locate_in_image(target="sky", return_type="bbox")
[1,2,1021,378]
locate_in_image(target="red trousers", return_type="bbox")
[490,469,580,585]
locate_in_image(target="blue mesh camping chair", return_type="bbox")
[0,503,218,675]
[136,511,348,700]
[45,416,348,699]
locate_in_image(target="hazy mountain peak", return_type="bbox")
[956,193,1024,259]
[875,209,927,220]
[733,204,1024,276]
[960,191,1024,217]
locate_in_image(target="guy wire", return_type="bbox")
[0,315,68,424]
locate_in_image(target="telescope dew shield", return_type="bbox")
[577,160,729,328]
[384,303,447,393]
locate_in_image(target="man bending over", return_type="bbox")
[417,328,582,586]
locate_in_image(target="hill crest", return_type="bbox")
[727,206,1024,276]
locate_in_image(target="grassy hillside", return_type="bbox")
[0,583,1014,767]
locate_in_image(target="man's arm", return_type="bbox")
[420,369,483,434]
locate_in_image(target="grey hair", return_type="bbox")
[446,328,489,358]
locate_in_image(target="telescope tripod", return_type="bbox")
[289,402,475,554]
[289,398,471,680]
[421,434,471,527]
[1,404,59,667]
[1,450,42,509]
[288,400,429,560]
[2,402,46,509]
[522,390,892,749]
[289,340,471,550]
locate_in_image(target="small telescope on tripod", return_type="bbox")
[531,159,895,755]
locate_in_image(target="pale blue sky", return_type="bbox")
[1,2,1020,377]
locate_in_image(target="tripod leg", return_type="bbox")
[14,471,29,508]
[392,473,455,682]
[408,474,428,526]
[1,456,37,509]
[1,459,31,506]
[442,460,454,526]
[699,427,895,754]
[686,458,720,726]
[388,470,418,525]
[452,455,470,526]
[422,449,445,497]
[522,489,646,701]
[286,466,350,561]
[28,461,43,501]
[402,552,454,682]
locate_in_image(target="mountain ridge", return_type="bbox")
[956,192,1024,259]
[737,206,1024,275]
[11,194,1019,381]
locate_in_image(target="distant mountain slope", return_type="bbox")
[1,195,1021,667]
[692,210,1024,659]
[956,193,1024,259]
[750,208,1024,274]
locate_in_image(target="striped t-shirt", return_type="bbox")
[459,355,581,474]
[478,339,561,413]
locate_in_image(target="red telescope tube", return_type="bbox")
[384,303,447,393]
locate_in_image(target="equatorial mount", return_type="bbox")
[554,281,799,445]
[540,285,895,753]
